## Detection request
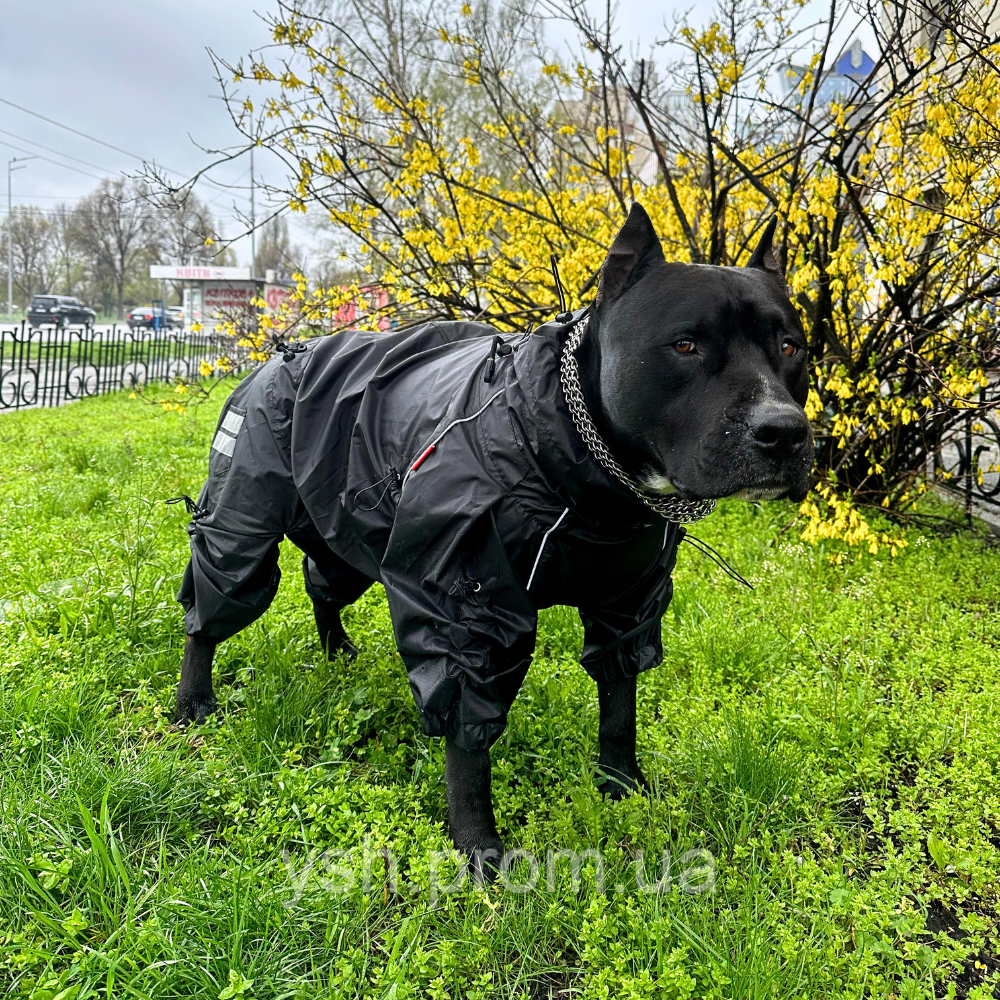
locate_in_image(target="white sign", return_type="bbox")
[150,265,252,281]
[204,283,256,313]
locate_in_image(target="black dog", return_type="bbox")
[174,204,813,866]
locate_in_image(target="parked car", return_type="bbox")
[127,304,169,331]
[166,306,185,329]
[27,295,96,328]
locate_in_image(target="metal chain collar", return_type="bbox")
[559,317,717,524]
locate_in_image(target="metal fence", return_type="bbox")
[937,388,1000,522]
[0,322,239,412]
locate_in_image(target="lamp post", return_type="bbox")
[250,112,256,274]
[7,156,37,320]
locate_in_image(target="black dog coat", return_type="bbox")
[178,312,683,751]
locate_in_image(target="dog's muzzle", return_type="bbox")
[747,402,811,458]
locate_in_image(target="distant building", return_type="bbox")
[148,265,293,332]
[556,86,660,186]
[779,39,876,106]
[334,286,392,330]
[879,0,1000,73]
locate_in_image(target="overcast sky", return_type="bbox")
[0,0,281,266]
[0,0,872,268]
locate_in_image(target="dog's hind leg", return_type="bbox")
[176,635,218,723]
[596,675,648,800]
[294,538,373,660]
[313,599,360,661]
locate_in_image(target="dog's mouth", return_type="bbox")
[639,420,815,504]
[642,467,807,504]
[728,485,788,501]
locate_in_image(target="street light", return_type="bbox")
[7,155,37,320]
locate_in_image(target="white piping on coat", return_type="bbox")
[526,507,570,591]
[402,388,506,488]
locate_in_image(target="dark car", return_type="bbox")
[27,295,96,328]
[126,304,171,332]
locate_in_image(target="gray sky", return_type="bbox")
[1,0,872,268]
[0,0,280,266]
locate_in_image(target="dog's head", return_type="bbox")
[579,203,814,503]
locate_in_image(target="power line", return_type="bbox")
[4,187,251,202]
[0,193,88,199]
[0,138,103,180]
[0,203,260,221]
[0,207,259,223]
[0,95,154,166]
[0,207,74,217]
[0,95,259,199]
[0,128,110,173]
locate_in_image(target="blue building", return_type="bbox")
[780,39,876,105]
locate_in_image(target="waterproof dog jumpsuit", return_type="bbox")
[178,313,683,751]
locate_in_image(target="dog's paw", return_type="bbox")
[176,690,219,725]
[336,637,360,662]
[320,631,360,662]
[598,766,648,801]
[471,847,505,885]
[455,838,505,884]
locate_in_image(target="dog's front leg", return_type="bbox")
[176,634,218,723]
[597,675,648,799]
[445,740,504,876]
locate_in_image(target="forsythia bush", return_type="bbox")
[193,0,1000,552]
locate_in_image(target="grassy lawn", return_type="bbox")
[1,388,1000,999]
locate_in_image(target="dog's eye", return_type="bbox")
[673,340,695,355]
[781,339,799,357]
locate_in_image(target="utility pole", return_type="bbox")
[7,155,37,319]
[207,94,257,273]
[250,112,256,275]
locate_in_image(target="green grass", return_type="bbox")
[1,388,1000,999]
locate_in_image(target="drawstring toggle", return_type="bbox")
[483,335,512,384]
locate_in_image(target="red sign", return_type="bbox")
[335,286,390,330]
[264,284,290,312]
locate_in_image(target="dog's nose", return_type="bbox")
[748,404,809,453]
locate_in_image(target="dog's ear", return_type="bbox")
[746,216,781,276]
[596,203,665,305]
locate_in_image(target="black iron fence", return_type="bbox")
[0,322,241,411]
[937,389,1000,520]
